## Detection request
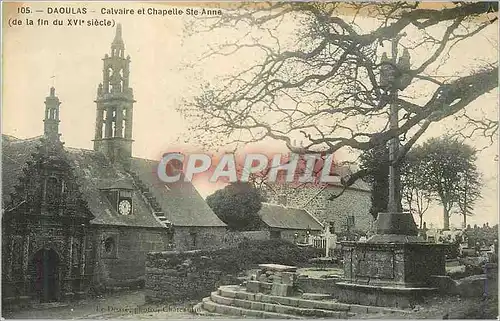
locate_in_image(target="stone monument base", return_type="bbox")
[340,241,448,308]
[342,241,447,287]
[338,212,448,308]
[334,282,437,308]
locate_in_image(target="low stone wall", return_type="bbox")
[221,230,270,248]
[145,250,240,303]
[297,276,341,294]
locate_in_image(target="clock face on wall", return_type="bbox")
[118,199,132,215]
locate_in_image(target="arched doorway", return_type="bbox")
[29,249,60,302]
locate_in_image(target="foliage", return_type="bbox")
[359,136,481,229]
[360,143,390,220]
[206,182,264,231]
[337,228,368,241]
[412,136,481,230]
[401,148,433,229]
[213,239,323,274]
[454,162,482,227]
[179,2,498,201]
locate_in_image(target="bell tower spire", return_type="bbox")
[93,23,135,168]
[111,23,125,58]
[44,87,61,141]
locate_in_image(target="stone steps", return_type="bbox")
[192,301,224,317]
[194,285,410,318]
[301,293,333,300]
[219,286,350,312]
[210,292,350,318]
[128,170,170,228]
[220,285,407,314]
[202,297,302,319]
[196,284,411,318]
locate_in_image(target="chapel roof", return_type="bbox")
[258,202,324,231]
[1,135,227,228]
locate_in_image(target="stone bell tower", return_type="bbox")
[43,87,61,141]
[93,23,135,167]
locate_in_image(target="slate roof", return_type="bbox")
[258,202,323,231]
[2,135,43,204]
[65,147,164,228]
[326,179,370,193]
[1,135,226,228]
[129,158,226,227]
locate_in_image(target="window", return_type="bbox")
[111,108,117,137]
[104,237,115,254]
[121,109,126,137]
[329,221,335,234]
[119,190,132,198]
[190,231,197,247]
[270,230,281,239]
[347,216,355,227]
[167,229,175,248]
[102,235,118,258]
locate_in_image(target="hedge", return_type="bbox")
[210,239,323,274]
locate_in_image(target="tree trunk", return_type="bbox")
[463,212,467,229]
[419,214,423,229]
[443,208,450,230]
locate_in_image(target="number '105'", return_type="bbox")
[18,7,31,14]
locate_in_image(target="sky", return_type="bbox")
[2,2,498,229]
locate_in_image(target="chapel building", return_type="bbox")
[2,25,227,304]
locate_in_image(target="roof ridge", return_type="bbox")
[262,202,307,211]
[63,148,164,164]
[3,135,43,143]
[131,156,161,162]
[2,134,19,140]
[65,146,93,152]
[259,201,323,231]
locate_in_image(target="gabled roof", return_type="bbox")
[98,178,135,190]
[65,147,164,228]
[2,135,43,204]
[2,135,226,228]
[129,158,227,227]
[258,202,323,231]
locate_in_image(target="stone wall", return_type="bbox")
[275,229,320,243]
[92,226,172,290]
[173,226,227,251]
[91,225,228,291]
[297,277,340,294]
[221,230,270,247]
[145,250,239,303]
[263,184,373,234]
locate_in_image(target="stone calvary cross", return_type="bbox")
[337,36,447,307]
[368,34,421,242]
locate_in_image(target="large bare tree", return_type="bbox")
[179,2,498,192]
